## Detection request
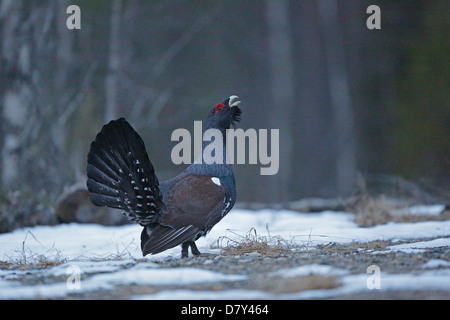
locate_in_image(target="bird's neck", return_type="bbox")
[184,123,233,178]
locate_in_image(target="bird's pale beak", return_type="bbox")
[228,95,241,108]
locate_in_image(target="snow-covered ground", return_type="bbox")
[0,208,449,299]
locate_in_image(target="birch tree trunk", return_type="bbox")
[265,0,295,202]
[0,0,33,188]
[53,0,73,153]
[318,0,357,196]
[104,0,123,122]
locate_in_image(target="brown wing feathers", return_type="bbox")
[141,174,225,255]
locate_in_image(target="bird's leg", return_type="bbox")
[189,241,201,256]
[181,242,190,258]
[181,241,201,258]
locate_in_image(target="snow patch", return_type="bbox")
[422,259,450,269]
[384,238,450,254]
[1,209,450,299]
[390,204,445,217]
[270,264,348,278]
[0,264,246,299]
[85,266,246,287]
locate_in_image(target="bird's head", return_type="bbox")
[206,95,242,130]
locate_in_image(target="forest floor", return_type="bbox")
[0,202,449,300]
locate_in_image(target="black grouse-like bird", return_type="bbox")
[86,95,242,258]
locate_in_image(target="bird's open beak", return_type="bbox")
[228,95,241,108]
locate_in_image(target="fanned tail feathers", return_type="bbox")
[86,118,163,225]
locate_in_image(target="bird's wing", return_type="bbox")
[142,174,226,255]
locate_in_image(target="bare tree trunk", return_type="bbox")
[104,0,123,122]
[0,0,32,188]
[318,0,357,196]
[265,0,295,202]
[1,0,75,192]
[53,0,73,152]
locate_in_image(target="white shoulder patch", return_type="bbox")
[211,177,221,186]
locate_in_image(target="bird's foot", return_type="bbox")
[190,242,201,256]
[181,241,201,258]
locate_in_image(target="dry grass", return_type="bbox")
[212,226,297,256]
[350,193,450,227]
[1,231,67,270]
[349,175,450,226]
[253,274,341,294]
[350,195,396,227]
[0,231,142,271]
[2,251,66,270]
[317,239,392,255]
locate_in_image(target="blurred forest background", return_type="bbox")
[0,0,449,229]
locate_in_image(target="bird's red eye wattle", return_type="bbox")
[215,103,225,114]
